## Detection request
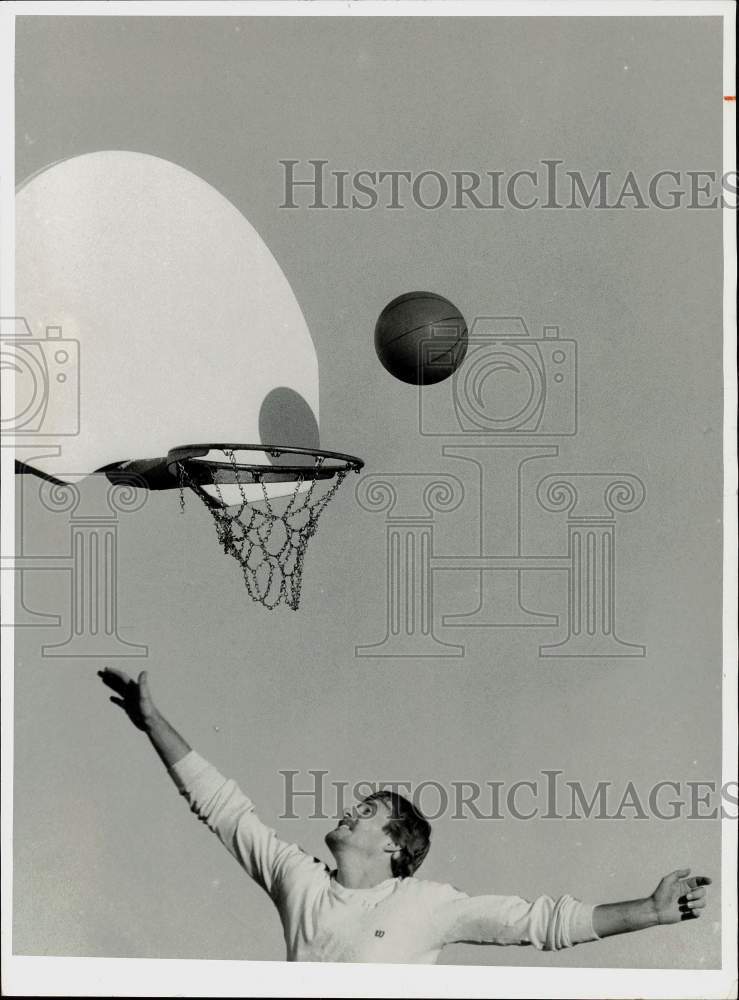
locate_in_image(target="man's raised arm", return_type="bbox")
[98,668,311,898]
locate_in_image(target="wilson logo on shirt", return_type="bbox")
[374,929,385,938]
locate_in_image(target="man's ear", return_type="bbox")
[382,835,401,857]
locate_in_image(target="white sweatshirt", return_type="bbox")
[170,751,599,964]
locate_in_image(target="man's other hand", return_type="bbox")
[651,869,712,924]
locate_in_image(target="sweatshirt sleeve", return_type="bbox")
[169,750,312,899]
[434,883,600,951]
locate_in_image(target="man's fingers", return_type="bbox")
[687,899,706,910]
[659,868,691,893]
[687,888,707,901]
[688,875,712,888]
[98,668,131,692]
[99,667,132,684]
[138,670,152,703]
[99,674,125,694]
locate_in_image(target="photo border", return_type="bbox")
[1,3,735,997]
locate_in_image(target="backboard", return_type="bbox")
[13,151,320,489]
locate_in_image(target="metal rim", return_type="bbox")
[166,443,364,481]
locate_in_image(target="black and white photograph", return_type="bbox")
[0,3,736,998]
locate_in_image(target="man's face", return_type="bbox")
[325,796,398,862]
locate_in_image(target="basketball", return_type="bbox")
[374,291,468,385]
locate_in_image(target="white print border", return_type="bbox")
[0,4,735,1000]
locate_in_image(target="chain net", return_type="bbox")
[175,449,350,610]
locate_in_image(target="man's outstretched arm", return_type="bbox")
[97,668,311,897]
[437,868,711,951]
[592,869,711,938]
[98,668,190,766]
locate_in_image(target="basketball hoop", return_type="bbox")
[167,444,364,610]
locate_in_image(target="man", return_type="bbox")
[99,668,711,964]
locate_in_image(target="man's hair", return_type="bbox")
[366,790,432,878]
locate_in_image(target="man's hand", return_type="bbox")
[98,668,159,731]
[98,668,191,768]
[650,869,712,924]
[593,868,712,939]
